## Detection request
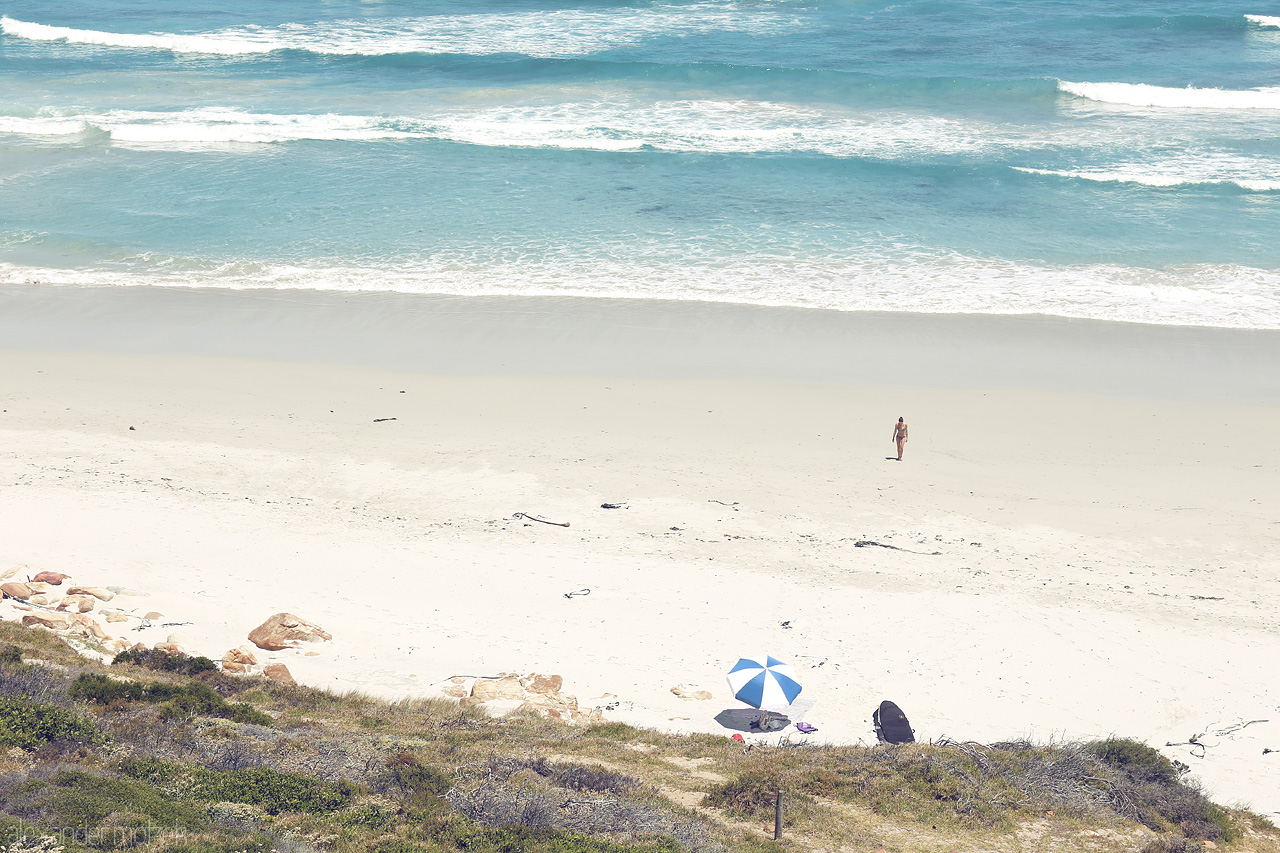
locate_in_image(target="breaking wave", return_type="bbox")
[2,254,1278,329]
[1058,79,1280,110]
[0,7,799,59]
[1014,153,1280,192]
[0,103,1015,158]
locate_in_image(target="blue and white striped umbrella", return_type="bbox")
[726,655,802,712]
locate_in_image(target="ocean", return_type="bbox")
[2,0,1280,328]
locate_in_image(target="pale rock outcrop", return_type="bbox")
[22,612,71,630]
[577,708,604,726]
[471,676,525,701]
[31,571,69,585]
[57,595,96,614]
[0,565,21,581]
[248,613,332,651]
[29,595,50,606]
[27,582,52,593]
[153,642,185,656]
[68,586,115,602]
[521,673,563,695]
[516,692,599,726]
[671,685,713,701]
[221,647,259,674]
[105,611,129,623]
[105,638,132,655]
[441,676,473,699]
[71,615,111,642]
[1,582,33,600]
[143,612,163,620]
[263,663,295,684]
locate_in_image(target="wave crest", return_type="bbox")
[0,7,798,58]
[1014,156,1280,192]
[1058,79,1280,110]
[1245,13,1280,27]
[0,103,1004,157]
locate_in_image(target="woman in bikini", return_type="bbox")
[892,417,908,461]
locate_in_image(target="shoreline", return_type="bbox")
[4,283,1280,401]
[1,284,1277,814]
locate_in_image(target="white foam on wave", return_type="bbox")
[0,102,1016,157]
[3,254,1278,329]
[0,5,797,59]
[1245,13,1280,27]
[1015,152,1280,191]
[0,16,274,54]
[1058,79,1280,110]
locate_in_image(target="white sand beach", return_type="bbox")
[1,285,1277,815]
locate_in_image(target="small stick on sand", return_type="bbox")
[513,512,570,527]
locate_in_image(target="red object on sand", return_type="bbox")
[732,733,745,742]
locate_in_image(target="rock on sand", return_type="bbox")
[248,613,332,651]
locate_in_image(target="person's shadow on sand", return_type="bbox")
[884,457,900,461]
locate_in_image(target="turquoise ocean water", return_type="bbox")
[3,0,1280,327]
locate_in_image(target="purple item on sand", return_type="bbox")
[795,721,817,733]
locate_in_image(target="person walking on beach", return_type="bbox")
[892,417,908,461]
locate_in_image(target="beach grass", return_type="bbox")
[0,625,1276,853]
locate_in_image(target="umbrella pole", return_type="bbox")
[774,788,783,840]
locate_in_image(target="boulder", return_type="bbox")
[67,586,115,602]
[263,663,295,684]
[22,612,71,630]
[27,582,51,593]
[153,642,185,656]
[521,673,563,695]
[471,676,525,701]
[248,613,332,651]
[72,615,111,642]
[574,708,605,726]
[143,612,163,621]
[221,647,258,674]
[106,638,132,655]
[1,582,33,600]
[105,611,129,623]
[671,685,713,701]
[28,595,50,606]
[56,595,96,613]
[32,571,69,585]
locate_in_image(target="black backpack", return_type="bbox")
[872,700,915,744]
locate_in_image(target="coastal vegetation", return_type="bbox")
[0,622,1275,853]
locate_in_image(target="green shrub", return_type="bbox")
[186,767,359,815]
[34,769,206,830]
[70,674,271,727]
[115,758,359,817]
[0,644,22,665]
[704,776,784,819]
[90,811,164,850]
[339,802,398,830]
[377,753,452,808]
[114,756,187,787]
[1088,738,1180,785]
[0,697,98,749]
[1087,738,1236,841]
[112,649,217,676]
